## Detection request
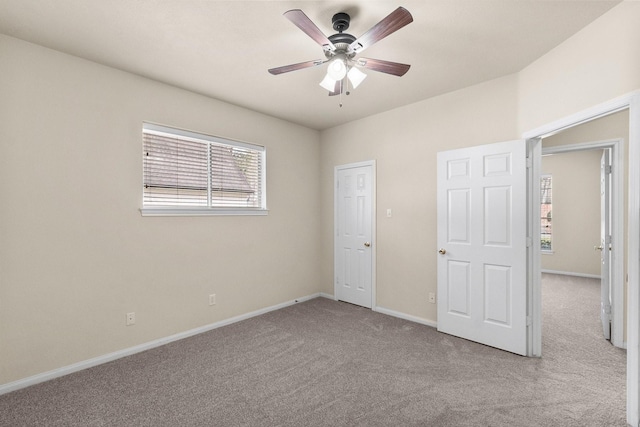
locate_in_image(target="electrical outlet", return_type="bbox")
[126,312,136,326]
[428,293,436,304]
[209,294,216,306]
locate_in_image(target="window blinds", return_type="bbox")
[540,175,552,250]
[143,124,264,209]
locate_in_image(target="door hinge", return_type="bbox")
[526,316,532,326]
[526,157,532,169]
[605,164,612,174]
[526,237,532,248]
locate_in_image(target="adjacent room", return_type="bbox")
[1,1,639,425]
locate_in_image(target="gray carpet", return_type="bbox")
[0,273,627,426]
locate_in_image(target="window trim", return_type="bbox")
[140,207,268,217]
[140,123,267,216]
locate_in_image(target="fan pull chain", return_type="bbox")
[345,70,351,96]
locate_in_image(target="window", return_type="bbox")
[141,123,266,215]
[540,175,552,251]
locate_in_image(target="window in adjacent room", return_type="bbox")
[540,174,552,251]
[141,123,266,215]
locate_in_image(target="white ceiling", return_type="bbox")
[0,0,620,130]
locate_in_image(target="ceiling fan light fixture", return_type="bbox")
[319,74,337,91]
[347,66,367,89]
[270,7,413,101]
[327,56,347,80]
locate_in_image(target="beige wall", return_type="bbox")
[517,1,640,133]
[540,151,602,276]
[0,35,321,385]
[320,1,640,325]
[320,75,520,321]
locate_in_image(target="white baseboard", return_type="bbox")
[541,269,601,279]
[317,294,437,329]
[0,292,321,396]
[375,306,437,329]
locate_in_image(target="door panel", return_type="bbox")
[335,165,373,308]
[484,264,511,325]
[437,140,528,356]
[448,261,470,315]
[484,186,511,245]
[600,149,611,340]
[448,189,470,243]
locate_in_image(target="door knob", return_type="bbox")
[364,242,371,247]
[438,248,446,255]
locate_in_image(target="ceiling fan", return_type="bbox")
[268,7,413,100]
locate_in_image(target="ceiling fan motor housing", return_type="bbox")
[327,12,356,60]
[332,12,350,32]
[328,33,356,47]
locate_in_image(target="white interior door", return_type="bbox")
[599,149,612,340]
[335,163,373,308]
[437,140,528,356]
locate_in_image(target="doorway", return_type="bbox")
[540,139,624,348]
[334,161,376,308]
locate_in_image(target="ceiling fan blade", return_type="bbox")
[268,59,326,75]
[349,7,413,54]
[358,58,411,76]
[284,9,336,51]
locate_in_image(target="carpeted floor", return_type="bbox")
[0,273,627,426]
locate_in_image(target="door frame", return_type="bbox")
[541,139,624,348]
[523,91,640,426]
[334,160,377,309]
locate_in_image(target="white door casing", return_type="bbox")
[437,140,528,356]
[600,149,612,340]
[523,92,639,426]
[334,162,374,308]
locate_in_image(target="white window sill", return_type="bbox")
[140,207,269,217]
[541,250,554,255]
